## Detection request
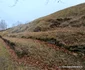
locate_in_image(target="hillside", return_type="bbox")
[3,3,85,33]
[2,3,85,54]
[0,3,85,70]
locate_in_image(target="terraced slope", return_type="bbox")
[0,3,85,70]
[0,38,44,70]
[0,37,84,70]
[7,27,85,56]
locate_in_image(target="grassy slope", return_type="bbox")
[0,38,42,70]
[0,4,85,65]
[2,37,85,70]
[2,3,85,33]
[7,27,85,55]
[0,39,17,70]
[2,3,85,55]
[0,3,85,70]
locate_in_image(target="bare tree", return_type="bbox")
[0,20,7,30]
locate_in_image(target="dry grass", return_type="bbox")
[5,27,85,58]
[2,37,85,70]
[0,3,85,33]
[0,39,18,70]
[0,3,85,70]
[7,28,85,45]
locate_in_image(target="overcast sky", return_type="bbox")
[0,0,85,28]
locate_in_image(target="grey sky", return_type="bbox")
[0,0,85,27]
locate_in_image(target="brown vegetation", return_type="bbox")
[0,3,85,70]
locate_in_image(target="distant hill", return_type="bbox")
[4,3,85,33]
